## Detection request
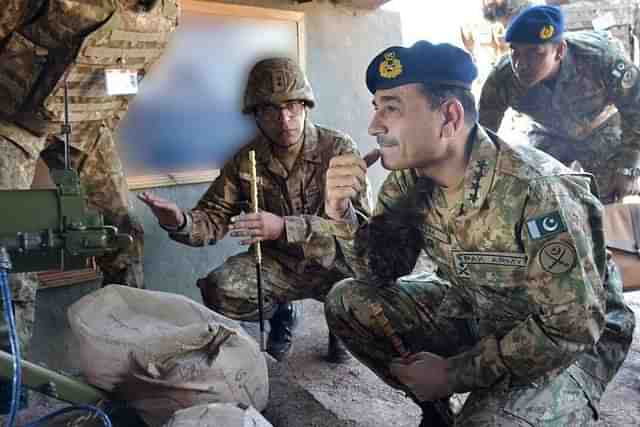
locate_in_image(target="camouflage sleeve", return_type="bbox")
[168,159,243,246]
[284,134,372,269]
[336,170,423,283]
[602,43,640,167]
[0,0,33,41]
[447,175,606,392]
[478,68,509,133]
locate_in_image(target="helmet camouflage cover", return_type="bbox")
[242,58,316,114]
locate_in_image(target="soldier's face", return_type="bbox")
[255,101,306,147]
[368,84,445,171]
[510,42,563,87]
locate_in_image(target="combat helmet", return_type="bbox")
[242,58,316,114]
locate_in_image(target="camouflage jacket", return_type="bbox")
[0,0,179,156]
[169,121,371,273]
[339,126,610,393]
[479,31,640,168]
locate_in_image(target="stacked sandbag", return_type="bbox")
[68,285,269,426]
[163,402,272,427]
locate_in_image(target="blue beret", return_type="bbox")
[505,5,564,44]
[365,41,478,94]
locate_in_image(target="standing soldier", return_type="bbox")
[324,40,634,426]
[139,58,370,363]
[0,0,179,412]
[479,5,640,203]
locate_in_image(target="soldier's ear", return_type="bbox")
[555,40,567,61]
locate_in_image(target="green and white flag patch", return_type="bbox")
[527,211,566,240]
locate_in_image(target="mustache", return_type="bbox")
[376,136,400,147]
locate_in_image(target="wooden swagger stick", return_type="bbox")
[370,303,410,359]
[249,150,266,352]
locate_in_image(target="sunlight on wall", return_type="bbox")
[382,0,483,47]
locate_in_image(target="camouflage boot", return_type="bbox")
[326,331,351,364]
[267,302,302,361]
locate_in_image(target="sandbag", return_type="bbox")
[67,285,269,427]
[162,402,272,427]
[603,203,640,291]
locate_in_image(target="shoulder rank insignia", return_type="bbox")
[379,52,403,79]
[539,25,554,40]
[527,211,566,240]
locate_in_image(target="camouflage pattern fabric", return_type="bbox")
[479,31,640,202]
[200,251,347,321]
[169,121,371,317]
[326,126,634,424]
[0,136,39,355]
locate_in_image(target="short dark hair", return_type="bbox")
[418,84,478,126]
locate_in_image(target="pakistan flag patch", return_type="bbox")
[527,211,566,240]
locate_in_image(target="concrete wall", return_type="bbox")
[30,0,401,370]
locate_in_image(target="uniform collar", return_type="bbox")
[253,119,320,177]
[431,125,499,216]
[461,126,498,214]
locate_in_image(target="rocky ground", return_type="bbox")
[9,289,640,427]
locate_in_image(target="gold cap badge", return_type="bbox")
[539,25,555,40]
[379,52,403,79]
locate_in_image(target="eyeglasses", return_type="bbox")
[256,101,305,120]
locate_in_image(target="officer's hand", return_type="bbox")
[137,192,184,229]
[389,351,451,402]
[611,174,640,202]
[229,211,284,245]
[325,149,380,220]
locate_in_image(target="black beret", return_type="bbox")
[505,5,564,44]
[365,40,478,94]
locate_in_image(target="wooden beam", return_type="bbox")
[183,0,304,22]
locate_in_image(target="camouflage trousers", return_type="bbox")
[529,116,622,203]
[0,122,143,355]
[198,250,346,321]
[325,272,620,426]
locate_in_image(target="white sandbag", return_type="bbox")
[163,402,272,427]
[67,285,269,427]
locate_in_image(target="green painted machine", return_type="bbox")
[0,168,130,406]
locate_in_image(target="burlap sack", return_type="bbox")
[604,203,640,291]
[67,285,269,427]
[162,402,272,427]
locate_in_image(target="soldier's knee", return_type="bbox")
[325,278,361,322]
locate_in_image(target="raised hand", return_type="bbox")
[325,149,380,220]
[138,192,184,229]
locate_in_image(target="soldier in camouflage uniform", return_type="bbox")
[324,41,634,426]
[0,0,178,412]
[481,0,539,27]
[139,58,370,363]
[479,5,640,203]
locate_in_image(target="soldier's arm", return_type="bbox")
[446,175,606,392]
[478,68,509,133]
[167,160,243,247]
[337,170,423,282]
[602,44,640,170]
[282,134,372,269]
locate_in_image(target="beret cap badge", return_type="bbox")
[379,52,403,79]
[539,25,554,40]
